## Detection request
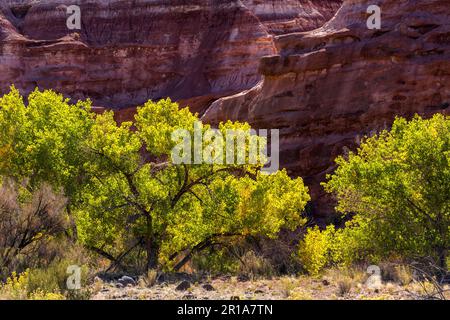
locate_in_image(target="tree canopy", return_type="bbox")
[0,87,310,271]
[324,114,450,269]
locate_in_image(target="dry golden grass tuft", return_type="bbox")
[140,269,158,288]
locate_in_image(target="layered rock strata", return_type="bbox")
[0,0,340,113]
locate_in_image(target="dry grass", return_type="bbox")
[393,265,414,286]
[289,290,313,300]
[238,251,274,280]
[91,271,443,300]
[323,267,368,297]
[337,276,353,296]
[377,263,415,291]
[280,277,297,298]
[140,269,158,288]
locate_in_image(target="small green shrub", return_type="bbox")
[27,259,91,300]
[330,216,380,268]
[0,270,67,300]
[297,226,335,276]
[192,247,240,275]
[0,250,93,300]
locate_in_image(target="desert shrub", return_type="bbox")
[337,275,353,297]
[297,218,385,275]
[0,179,68,279]
[385,264,414,285]
[0,246,93,300]
[297,226,335,276]
[27,258,91,300]
[325,266,367,287]
[280,277,297,298]
[0,271,29,299]
[0,178,96,299]
[140,269,158,288]
[192,244,277,278]
[324,114,450,270]
[258,237,303,275]
[0,270,66,300]
[238,251,274,279]
[192,246,242,275]
[330,216,381,267]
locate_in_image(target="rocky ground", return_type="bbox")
[90,273,449,300]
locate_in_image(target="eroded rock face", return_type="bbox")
[241,0,342,35]
[203,0,450,220]
[0,0,340,113]
[0,0,271,111]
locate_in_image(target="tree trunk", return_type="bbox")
[66,204,78,242]
[437,247,448,272]
[145,214,159,270]
[146,240,159,270]
[435,217,448,273]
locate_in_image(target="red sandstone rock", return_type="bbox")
[241,0,341,35]
[202,0,450,220]
[0,0,339,113]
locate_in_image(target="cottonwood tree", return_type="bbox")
[0,87,94,239]
[0,87,311,271]
[78,99,310,270]
[324,114,450,270]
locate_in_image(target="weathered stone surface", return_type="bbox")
[0,0,339,113]
[241,0,342,35]
[0,0,273,110]
[202,0,450,220]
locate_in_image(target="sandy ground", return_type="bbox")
[91,274,449,300]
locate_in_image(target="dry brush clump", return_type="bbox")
[0,179,97,299]
[0,179,68,279]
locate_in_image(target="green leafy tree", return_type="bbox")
[0,87,94,238]
[75,98,310,270]
[0,87,93,190]
[324,114,450,270]
[0,87,310,271]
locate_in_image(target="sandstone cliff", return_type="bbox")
[203,0,450,219]
[241,0,341,35]
[0,0,340,113]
